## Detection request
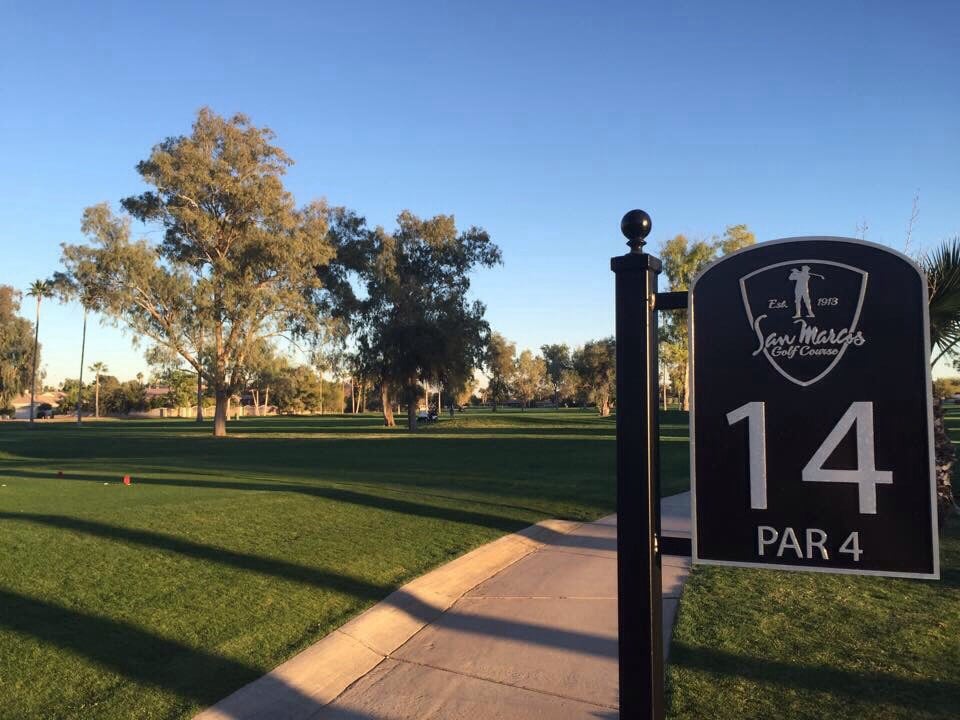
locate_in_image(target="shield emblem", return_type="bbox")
[740,260,868,386]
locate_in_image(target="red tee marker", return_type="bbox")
[122,475,131,486]
[57,470,64,477]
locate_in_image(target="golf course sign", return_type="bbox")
[690,237,939,579]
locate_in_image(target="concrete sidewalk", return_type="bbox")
[197,493,692,720]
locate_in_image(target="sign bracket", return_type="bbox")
[652,291,689,311]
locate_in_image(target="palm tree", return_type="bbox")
[77,304,88,423]
[89,361,108,418]
[26,280,53,425]
[925,238,960,364]
[49,276,94,424]
[922,237,960,526]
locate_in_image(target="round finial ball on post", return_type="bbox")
[620,209,652,252]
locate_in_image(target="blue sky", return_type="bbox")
[2,1,958,384]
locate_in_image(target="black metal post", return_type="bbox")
[612,209,664,720]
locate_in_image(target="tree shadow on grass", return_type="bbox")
[0,511,394,600]
[157,466,577,519]
[342,481,572,519]
[3,469,531,533]
[669,643,960,714]
[0,431,617,484]
[0,422,620,513]
[2,441,618,521]
[0,512,620,658]
[0,587,329,717]
[1,493,616,566]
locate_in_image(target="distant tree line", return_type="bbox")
[481,334,616,415]
[59,373,146,416]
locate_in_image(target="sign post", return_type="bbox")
[611,210,665,720]
[690,238,939,578]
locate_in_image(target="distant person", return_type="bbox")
[788,265,825,318]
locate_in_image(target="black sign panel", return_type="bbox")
[690,237,938,579]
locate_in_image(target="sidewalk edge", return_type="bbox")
[194,517,585,720]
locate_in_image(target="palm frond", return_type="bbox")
[921,237,960,356]
[26,279,53,299]
[931,321,960,366]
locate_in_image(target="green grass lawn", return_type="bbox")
[666,409,960,720]
[0,408,690,719]
[5,406,953,719]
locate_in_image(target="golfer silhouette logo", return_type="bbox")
[788,265,825,319]
[739,258,869,387]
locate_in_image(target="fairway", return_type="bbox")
[0,410,688,719]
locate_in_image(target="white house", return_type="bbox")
[10,391,64,420]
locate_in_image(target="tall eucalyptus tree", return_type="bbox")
[59,109,335,436]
